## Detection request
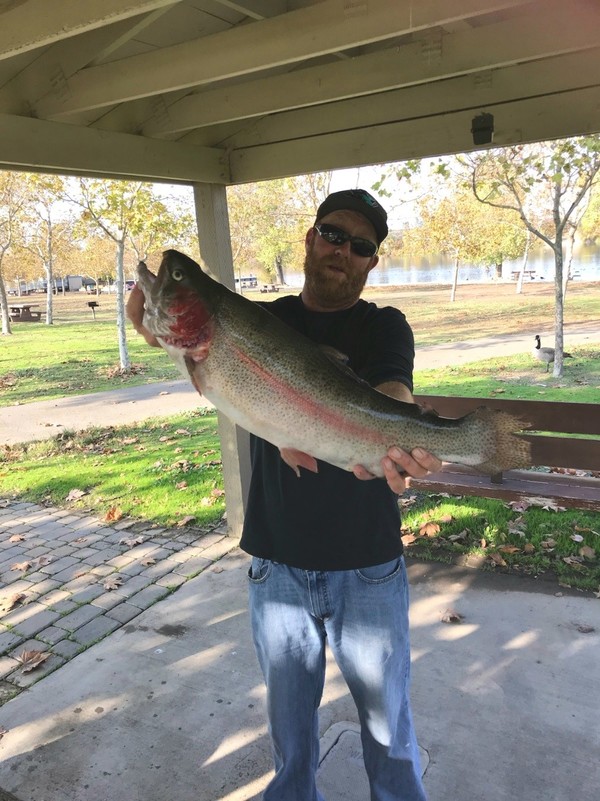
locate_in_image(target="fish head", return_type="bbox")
[136,249,215,361]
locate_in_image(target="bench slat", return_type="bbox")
[414,395,600,436]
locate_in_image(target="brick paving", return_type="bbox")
[0,499,237,699]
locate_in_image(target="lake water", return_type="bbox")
[283,245,600,288]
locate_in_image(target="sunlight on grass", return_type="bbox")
[401,494,600,591]
[0,410,224,528]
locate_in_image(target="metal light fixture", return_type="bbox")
[471,112,494,145]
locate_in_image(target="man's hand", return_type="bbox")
[125,284,160,347]
[353,447,442,494]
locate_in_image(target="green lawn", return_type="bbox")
[414,345,600,403]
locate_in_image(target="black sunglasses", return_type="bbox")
[314,223,378,258]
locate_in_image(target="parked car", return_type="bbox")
[260,284,279,293]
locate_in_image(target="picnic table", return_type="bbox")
[8,302,42,322]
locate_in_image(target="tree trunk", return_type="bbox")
[45,260,54,326]
[562,227,576,304]
[450,256,459,302]
[494,261,502,279]
[115,237,131,372]
[0,275,12,335]
[275,254,285,285]
[553,241,565,378]
[516,232,530,295]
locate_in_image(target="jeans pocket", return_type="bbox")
[355,556,403,584]
[247,556,271,583]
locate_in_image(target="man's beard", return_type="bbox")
[303,247,369,309]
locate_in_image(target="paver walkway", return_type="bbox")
[0,499,236,698]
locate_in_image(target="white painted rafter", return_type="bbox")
[141,1,600,136]
[0,0,179,61]
[34,0,530,117]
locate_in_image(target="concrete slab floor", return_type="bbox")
[0,555,598,801]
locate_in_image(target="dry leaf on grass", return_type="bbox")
[579,545,596,560]
[419,522,440,538]
[523,543,536,555]
[104,506,123,523]
[66,488,86,502]
[175,428,191,436]
[176,481,188,490]
[177,515,196,527]
[401,533,417,546]
[488,552,508,567]
[498,545,521,554]
[441,608,464,624]
[211,488,225,498]
[103,576,123,591]
[16,649,50,672]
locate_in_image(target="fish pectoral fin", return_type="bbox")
[279,448,319,478]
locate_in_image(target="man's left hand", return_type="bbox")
[353,447,442,494]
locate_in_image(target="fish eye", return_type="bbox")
[171,268,184,281]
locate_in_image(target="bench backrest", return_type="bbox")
[413,395,600,472]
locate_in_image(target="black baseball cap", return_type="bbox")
[315,188,389,244]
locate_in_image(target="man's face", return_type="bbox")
[303,210,379,310]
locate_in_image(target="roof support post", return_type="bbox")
[192,182,251,539]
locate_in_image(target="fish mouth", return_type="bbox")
[161,332,204,351]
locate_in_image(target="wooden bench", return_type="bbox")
[411,396,600,511]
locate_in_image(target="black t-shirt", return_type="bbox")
[239,294,415,571]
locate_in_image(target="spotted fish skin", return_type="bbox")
[136,250,531,477]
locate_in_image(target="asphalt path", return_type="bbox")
[1,325,597,447]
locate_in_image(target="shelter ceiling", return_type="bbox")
[1,0,599,184]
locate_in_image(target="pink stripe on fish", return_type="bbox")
[233,345,386,444]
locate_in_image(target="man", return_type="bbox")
[128,189,441,801]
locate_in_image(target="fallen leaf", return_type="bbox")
[523,543,536,555]
[104,506,123,523]
[31,555,52,568]
[438,514,454,524]
[1,592,26,612]
[16,649,50,672]
[175,428,191,436]
[73,537,88,544]
[570,534,584,543]
[419,522,441,537]
[66,488,86,502]
[212,566,224,574]
[575,623,595,634]
[498,546,520,554]
[9,534,25,543]
[211,488,225,498]
[0,725,7,741]
[401,533,416,546]
[141,557,156,567]
[11,561,31,572]
[119,536,144,547]
[177,515,196,527]
[176,481,188,490]
[441,608,464,624]
[579,545,596,560]
[103,576,123,591]
[488,552,508,567]
[541,539,557,549]
[122,437,139,445]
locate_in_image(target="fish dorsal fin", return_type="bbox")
[318,345,371,388]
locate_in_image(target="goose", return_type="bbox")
[533,335,572,372]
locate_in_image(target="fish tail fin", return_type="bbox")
[470,407,531,475]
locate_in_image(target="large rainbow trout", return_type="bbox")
[136,250,530,476]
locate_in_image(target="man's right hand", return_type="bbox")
[126,284,161,347]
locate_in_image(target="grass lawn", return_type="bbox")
[0,410,225,529]
[414,345,600,403]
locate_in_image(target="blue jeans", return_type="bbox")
[248,556,427,801]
